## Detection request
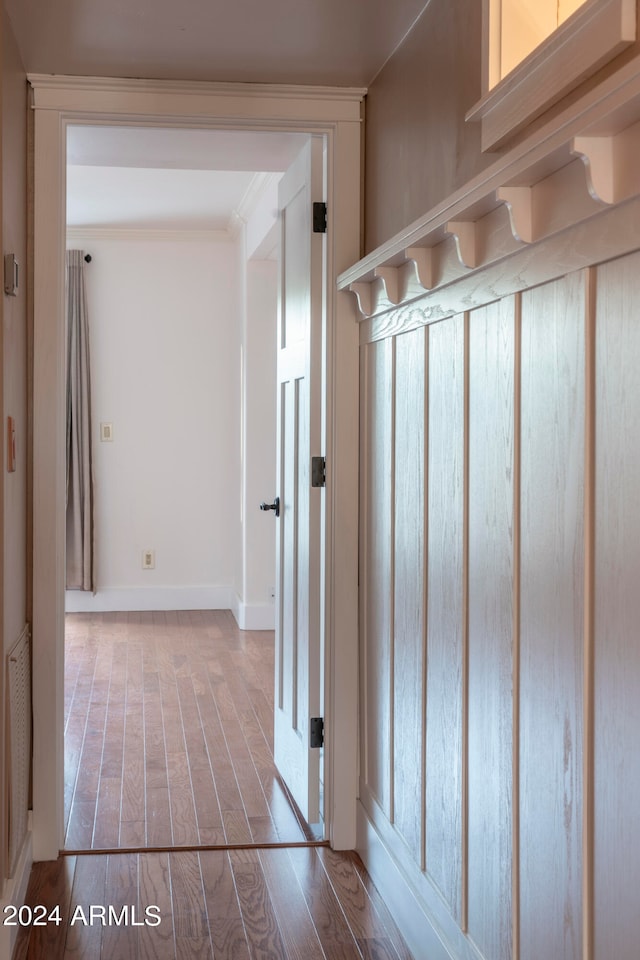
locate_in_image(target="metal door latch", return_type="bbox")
[312,202,327,234]
[311,456,326,488]
[310,717,324,748]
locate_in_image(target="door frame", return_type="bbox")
[29,75,363,860]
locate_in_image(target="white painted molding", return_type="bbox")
[572,136,617,204]
[349,281,374,317]
[231,598,276,631]
[373,266,401,305]
[64,586,234,613]
[28,74,367,102]
[339,55,640,321]
[404,246,436,290]
[28,74,366,124]
[358,190,640,344]
[357,792,491,960]
[229,172,281,238]
[446,220,480,268]
[66,226,230,242]
[356,803,458,960]
[227,210,245,239]
[572,117,640,204]
[497,186,535,243]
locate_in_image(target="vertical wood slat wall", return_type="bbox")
[359,248,640,960]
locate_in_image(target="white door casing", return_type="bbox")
[29,77,363,859]
[274,138,324,825]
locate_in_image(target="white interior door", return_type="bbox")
[273,136,325,825]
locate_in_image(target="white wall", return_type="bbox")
[65,233,240,611]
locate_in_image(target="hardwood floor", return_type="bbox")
[19,610,416,958]
[64,610,313,850]
[13,847,414,959]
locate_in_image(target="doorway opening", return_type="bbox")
[62,123,322,851]
[30,78,362,864]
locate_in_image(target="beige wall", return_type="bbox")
[1,6,28,888]
[364,0,640,254]
[364,0,490,253]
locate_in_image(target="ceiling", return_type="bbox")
[6,0,428,88]
[66,126,308,231]
[67,165,266,232]
[67,126,308,172]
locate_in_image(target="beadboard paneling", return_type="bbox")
[358,247,640,960]
[467,298,515,960]
[392,327,426,860]
[593,250,640,960]
[360,339,395,817]
[517,274,585,960]
[425,314,465,916]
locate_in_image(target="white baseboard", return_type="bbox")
[65,585,233,612]
[231,598,275,631]
[2,827,33,960]
[356,802,456,960]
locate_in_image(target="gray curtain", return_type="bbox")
[66,250,94,591]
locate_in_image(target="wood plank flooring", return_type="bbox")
[64,610,313,850]
[13,847,414,959]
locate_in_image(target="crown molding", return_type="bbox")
[27,74,366,125]
[236,172,280,222]
[27,74,367,101]
[227,171,281,238]
[66,226,231,242]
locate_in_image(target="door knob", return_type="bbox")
[260,496,280,517]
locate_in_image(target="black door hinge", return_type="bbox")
[311,456,326,488]
[312,202,327,234]
[310,717,324,748]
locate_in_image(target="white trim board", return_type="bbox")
[29,75,362,861]
[66,226,230,242]
[356,804,456,960]
[27,76,367,126]
[64,586,233,613]
[65,587,275,630]
[231,596,276,631]
[65,589,275,629]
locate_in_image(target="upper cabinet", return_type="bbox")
[495,0,589,82]
[468,0,637,149]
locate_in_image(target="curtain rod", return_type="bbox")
[84,254,92,263]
